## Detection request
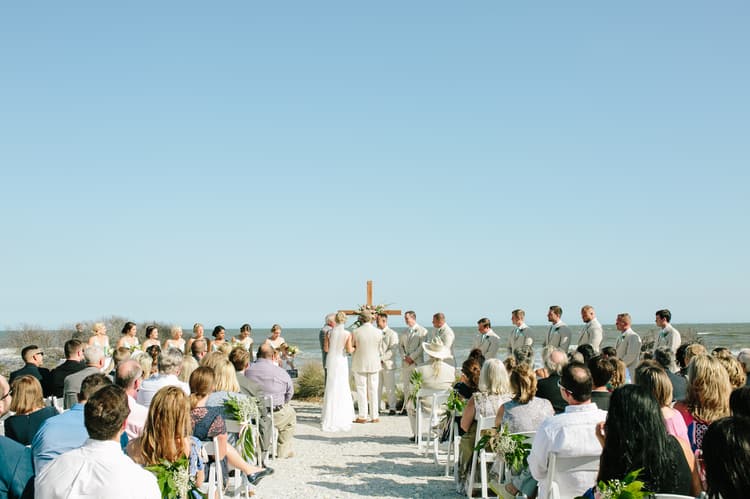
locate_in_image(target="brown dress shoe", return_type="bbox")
[354,418,368,423]
[370,418,380,423]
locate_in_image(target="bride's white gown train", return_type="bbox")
[321,325,355,432]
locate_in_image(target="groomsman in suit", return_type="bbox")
[654,309,681,365]
[615,313,642,378]
[352,311,383,423]
[508,309,533,356]
[472,317,501,359]
[429,313,455,366]
[577,305,603,353]
[400,311,427,415]
[545,306,572,352]
[377,313,400,415]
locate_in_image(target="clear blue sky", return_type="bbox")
[1,2,748,329]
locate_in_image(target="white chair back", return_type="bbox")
[545,451,600,499]
[201,437,225,499]
[465,413,496,498]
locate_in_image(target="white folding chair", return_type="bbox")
[545,451,601,499]
[201,437,225,499]
[444,409,462,477]
[415,389,450,462]
[262,395,279,460]
[486,431,535,497]
[466,413,496,498]
[224,418,258,496]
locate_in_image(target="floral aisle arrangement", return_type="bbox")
[474,424,532,474]
[576,469,650,499]
[224,395,260,461]
[406,370,423,406]
[145,456,205,499]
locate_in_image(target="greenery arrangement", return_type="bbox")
[145,456,205,499]
[295,362,325,399]
[224,395,260,461]
[474,424,532,474]
[575,469,650,499]
[406,369,423,406]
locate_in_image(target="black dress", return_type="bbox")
[4,406,58,446]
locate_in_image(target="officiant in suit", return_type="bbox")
[352,311,382,423]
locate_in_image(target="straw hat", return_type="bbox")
[422,337,451,360]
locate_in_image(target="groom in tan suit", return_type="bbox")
[352,310,382,423]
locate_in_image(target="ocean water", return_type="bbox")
[1,322,748,371]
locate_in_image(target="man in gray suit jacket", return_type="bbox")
[508,309,533,356]
[472,317,501,359]
[352,311,382,423]
[545,305,572,352]
[63,345,107,409]
[654,309,681,370]
[400,311,427,415]
[577,305,604,353]
[429,313,455,365]
[615,313,642,378]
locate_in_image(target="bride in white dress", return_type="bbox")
[321,311,356,432]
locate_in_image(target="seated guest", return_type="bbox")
[9,345,50,396]
[653,347,687,402]
[32,373,111,473]
[178,354,200,384]
[674,354,731,451]
[189,367,272,484]
[702,416,750,499]
[737,348,750,386]
[35,385,160,498]
[528,362,607,499]
[136,347,190,407]
[206,354,246,407]
[495,363,554,497]
[609,358,627,389]
[729,386,750,418]
[576,344,596,364]
[245,344,297,458]
[535,346,555,379]
[600,346,617,359]
[0,374,34,498]
[127,386,204,491]
[63,345,107,409]
[115,360,148,440]
[229,347,272,454]
[594,385,700,496]
[406,338,455,442]
[454,357,481,402]
[715,354,747,389]
[683,343,707,369]
[675,343,689,376]
[512,345,534,370]
[4,375,58,445]
[108,346,132,377]
[634,363,689,443]
[132,351,155,381]
[191,338,208,363]
[587,355,615,411]
[535,348,568,413]
[457,359,511,492]
[49,339,85,398]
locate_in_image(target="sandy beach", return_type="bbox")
[251,401,455,498]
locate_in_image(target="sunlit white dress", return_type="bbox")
[321,325,355,432]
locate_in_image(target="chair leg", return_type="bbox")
[480,450,488,498]
[466,450,478,498]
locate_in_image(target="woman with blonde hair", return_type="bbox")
[164,325,186,353]
[5,375,58,445]
[189,367,271,485]
[88,322,111,355]
[178,355,199,384]
[205,355,243,408]
[457,359,512,492]
[321,311,355,432]
[186,323,207,355]
[635,363,689,443]
[127,386,205,490]
[674,354,731,451]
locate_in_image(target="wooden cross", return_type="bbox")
[339,280,402,316]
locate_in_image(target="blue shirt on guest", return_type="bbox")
[0,436,34,498]
[31,403,88,473]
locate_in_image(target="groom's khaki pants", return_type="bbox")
[379,367,397,410]
[353,370,379,420]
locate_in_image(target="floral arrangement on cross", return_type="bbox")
[350,303,392,329]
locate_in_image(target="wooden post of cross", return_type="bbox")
[339,280,402,317]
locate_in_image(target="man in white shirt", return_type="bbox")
[136,347,189,406]
[507,309,533,356]
[377,312,400,415]
[528,362,606,499]
[615,313,642,378]
[545,305,572,351]
[472,317,501,359]
[429,313,455,366]
[577,305,604,353]
[115,359,148,440]
[35,385,160,498]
